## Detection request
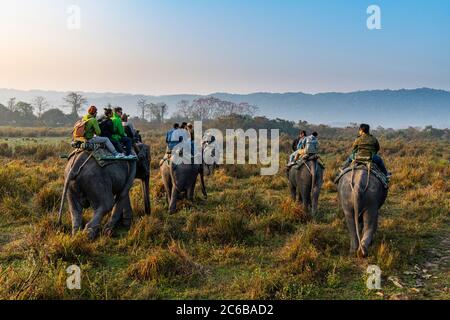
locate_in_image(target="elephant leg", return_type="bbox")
[187,187,194,201]
[296,187,303,204]
[311,172,323,218]
[164,177,172,204]
[85,200,113,240]
[67,190,83,235]
[343,207,359,254]
[360,208,379,257]
[161,165,172,205]
[104,195,132,234]
[104,201,123,236]
[289,182,296,201]
[302,189,311,214]
[169,187,178,214]
[121,195,133,228]
[311,184,322,218]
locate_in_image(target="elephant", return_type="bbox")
[160,141,217,213]
[58,143,151,239]
[337,166,387,257]
[288,158,324,218]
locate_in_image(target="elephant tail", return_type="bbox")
[351,168,365,255]
[58,153,82,225]
[58,172,71,225]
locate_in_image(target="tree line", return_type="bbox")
[0,92,258,127]
[0,92,89,127]
[0,92,448,141]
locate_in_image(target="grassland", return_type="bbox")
[0,128,448,300]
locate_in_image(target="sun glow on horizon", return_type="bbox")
[0,0,449,95]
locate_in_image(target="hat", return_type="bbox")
[88,105,97,115]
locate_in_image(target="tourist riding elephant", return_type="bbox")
[58,143,151,239]
[161,140,217,213]
[288,158,324,218]
[337,166,387,257]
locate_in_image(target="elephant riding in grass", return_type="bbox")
[288,156,324,219]
[160,136,218,213]
[58,143,151,239]
[337,164,388,257]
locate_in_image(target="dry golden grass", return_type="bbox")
[0,130,448,299]
[127,240,205,282]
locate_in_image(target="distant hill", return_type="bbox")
[0,88,449,128]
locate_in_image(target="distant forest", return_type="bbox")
[0,92,448,141]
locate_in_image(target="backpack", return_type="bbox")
[72,119,88,141]
[166,129,174,144]
[99,118,113,138]
[304,136,319,154]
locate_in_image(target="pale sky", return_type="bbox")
[0,0,449,95]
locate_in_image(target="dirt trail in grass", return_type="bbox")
[420,232,450,298]
[394,230,450,299]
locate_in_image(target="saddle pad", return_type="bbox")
[293,156,325,171]
[334,164,389,189]
[67,148,136,168]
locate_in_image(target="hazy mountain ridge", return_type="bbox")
[0,88,449,128]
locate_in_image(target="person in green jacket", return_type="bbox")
[111,107,133,156]
[82,106,124,158]
[343,123,389,176]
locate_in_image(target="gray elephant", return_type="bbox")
[288,158,324,218]
[160,141,217,213]
[58,143,151,239]
[337,166,387,257]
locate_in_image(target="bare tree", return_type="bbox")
[191,97,217,120]
[149,102,168,123]
[32,96,49,118]
[235,102,258,116]
[188,97,258,120]
[64,92,87,117]
[137,98,149,120]
[175,100,192,119]
[7,97,16,112]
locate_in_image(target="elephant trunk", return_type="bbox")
[115,161,137,205]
